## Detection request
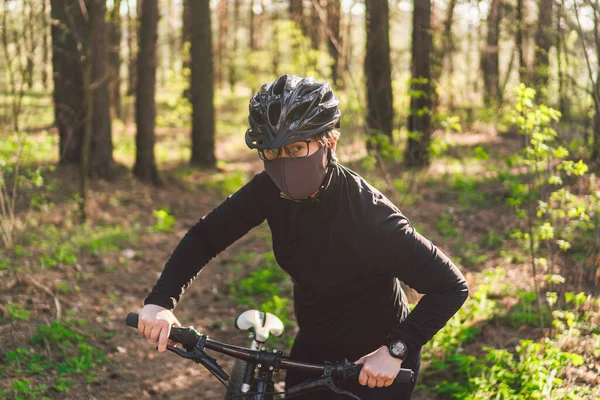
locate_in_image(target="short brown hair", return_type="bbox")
[314,129,340,148]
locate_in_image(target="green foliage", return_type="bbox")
[199,170,247,197]
[502,84,594,310]
[452,340,589,400]
[79,225,136,256]
[473,145,489,161]
[38,242,78,269]
[424,271,598,399]
[393,178,421,206]
[360,154,377,171]
[434,340,591,399]
[436,211,458,238]
[366,132,401,163]
[7,301,30,321]
[428,114,461,159]
[503,291,552,329]
[482,230,504,250]
[6,378,49,400]
[551,292,599,336]
[2,314,106,398]
[0,133,56,248]
[241,20,332,93]
[479,267,513,297]
[449,174,489,210]
[156,94,192,129]
[424,283,498,377]
[454,241,488,268]
[33,223,139,270]
[152,208,176,233]
[230,252,290,307]
[5,348,52,375]
[229,252,295,347]
[0,132,57,166]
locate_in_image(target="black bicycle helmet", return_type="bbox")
[245,74,341,149]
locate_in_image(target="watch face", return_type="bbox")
[390,341,406,357]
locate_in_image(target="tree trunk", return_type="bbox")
[327,0,341,87]
[342,3,353,77]
[556,0,569,119]
[249,0,256,50]
[364,0,393,141]
[272,5,281,76]
[431,0,457,110]
[257,0,266,50]
[481,0,501,107]
[467,9,475,97]
[532,0,554,100]
[23,0,35,90]
[182,0,192,100]
[190,0,216,168]
[216,0,228,88]
[51,0,85,164]
[309,0,322,50]
[89,0,114,179]
[442,0,457,109]
[593,1,600,160]
[290,0,305,34]
[127,0,139,95]
[167,0,178,76]
[516,0,527,83]
[229,0,239,92]
[405,0,433,166]
[108,0,122,119]
[42,0,50,90]
[80,9,92,221]
[133,0,160,185]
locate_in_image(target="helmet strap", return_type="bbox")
[326,146,337,167]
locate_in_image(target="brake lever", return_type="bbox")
[285,376,361,400]
[327,383,361,400]
[166,344,229,381]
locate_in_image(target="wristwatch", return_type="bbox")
[387,339,408,361]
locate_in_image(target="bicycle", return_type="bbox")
[126,310,415,399]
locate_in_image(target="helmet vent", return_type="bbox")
[321,91,333,103]
[250,108,264,124]
[289,101,311,121]
[272,76,287,95]
[268,102,281,126]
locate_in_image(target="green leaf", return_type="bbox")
[545,274,565,285]
[569,353,585,367]
[548,176,562,185]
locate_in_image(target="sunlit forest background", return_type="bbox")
[2,0,600,398]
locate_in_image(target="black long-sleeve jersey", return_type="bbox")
[145,163,468,360]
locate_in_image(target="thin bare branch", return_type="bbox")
[573,0,600,115]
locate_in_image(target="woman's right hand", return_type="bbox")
[138,304,181,353]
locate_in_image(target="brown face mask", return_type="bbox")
[263,146,327,200]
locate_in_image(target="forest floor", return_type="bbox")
[1,95,600,399]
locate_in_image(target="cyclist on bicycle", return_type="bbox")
[137,74,469,399]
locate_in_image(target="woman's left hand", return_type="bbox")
[354,346,402,388]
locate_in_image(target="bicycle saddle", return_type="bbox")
[234,309,284,342]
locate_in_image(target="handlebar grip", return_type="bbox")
[344,364,414,384]
[125,312,199,350]
[126,313,139,328]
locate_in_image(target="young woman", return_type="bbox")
[136,75,468,399]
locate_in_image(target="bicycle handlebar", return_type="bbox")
[126,312,414,392]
